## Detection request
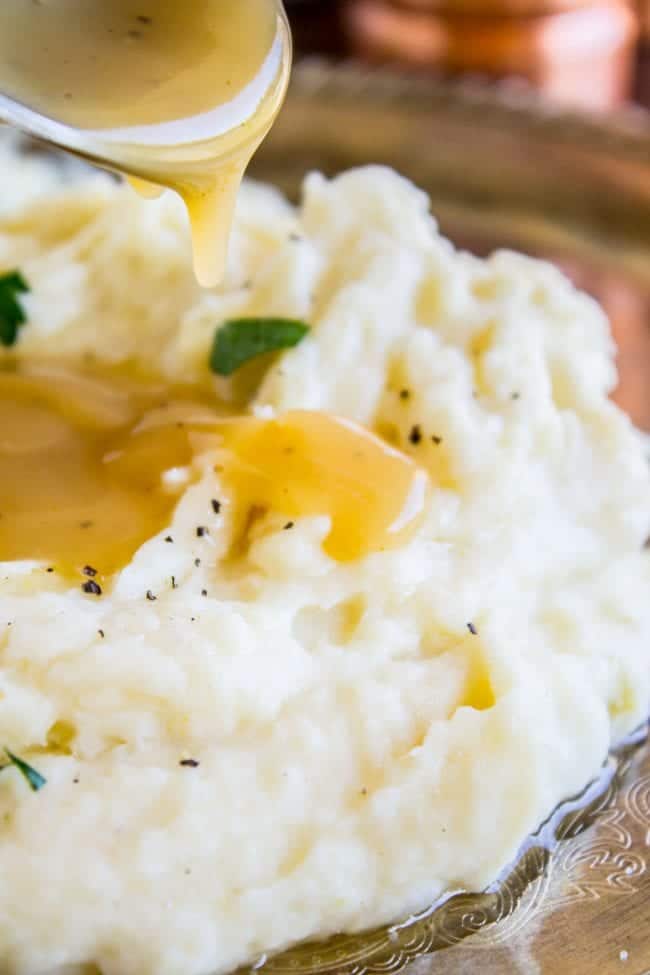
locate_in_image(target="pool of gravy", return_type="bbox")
[0,0,291,286]
[0,365,428,585]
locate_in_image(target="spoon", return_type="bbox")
[0,0,292,286]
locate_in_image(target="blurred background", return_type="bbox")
[285,0,650,110]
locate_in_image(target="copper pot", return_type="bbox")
[387,0,596,13]
[343,0,639,109]
[639,0,650,35]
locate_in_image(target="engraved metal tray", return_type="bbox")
[245,62,650,975]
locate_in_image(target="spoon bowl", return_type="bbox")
[0,0,292,285]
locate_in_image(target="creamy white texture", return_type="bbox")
[0,148,648,975]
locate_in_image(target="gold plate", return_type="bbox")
[247,62,650,975]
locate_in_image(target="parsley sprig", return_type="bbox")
[210,317,309,376]
[0,271,29,347]
[0,749,46,792]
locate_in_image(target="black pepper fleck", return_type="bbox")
[46,567,54,573]
[171,576,177,590]
[136,14,152,24]
[98,629,105,639]
[467,622,478,636]
[180,758,200,768]
[165,536,174,544]
[399,389,411,401]
[409,425,422,445]
[211,499,221,515]
[194,558,201,568]
[196,526,208,538]
[511,392,521,401]
[431,435,443,445]
[79,520,93,529]
[73,777,79,784]
[146,590,157,602]
[284,521,295,530]
[82,565,97,578]
[201,589,208,597]
[82,580,102,596]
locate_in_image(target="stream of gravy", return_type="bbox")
[0,365,428,582]
[0,0,291,285]
[0,7,430,579]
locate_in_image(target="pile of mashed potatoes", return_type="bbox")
[0,134,648,975]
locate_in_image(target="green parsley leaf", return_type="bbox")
[210,317,309,377]
[1,749,46,792]
[0,271,29,347]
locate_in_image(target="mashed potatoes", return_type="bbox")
[0,140,648,975]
